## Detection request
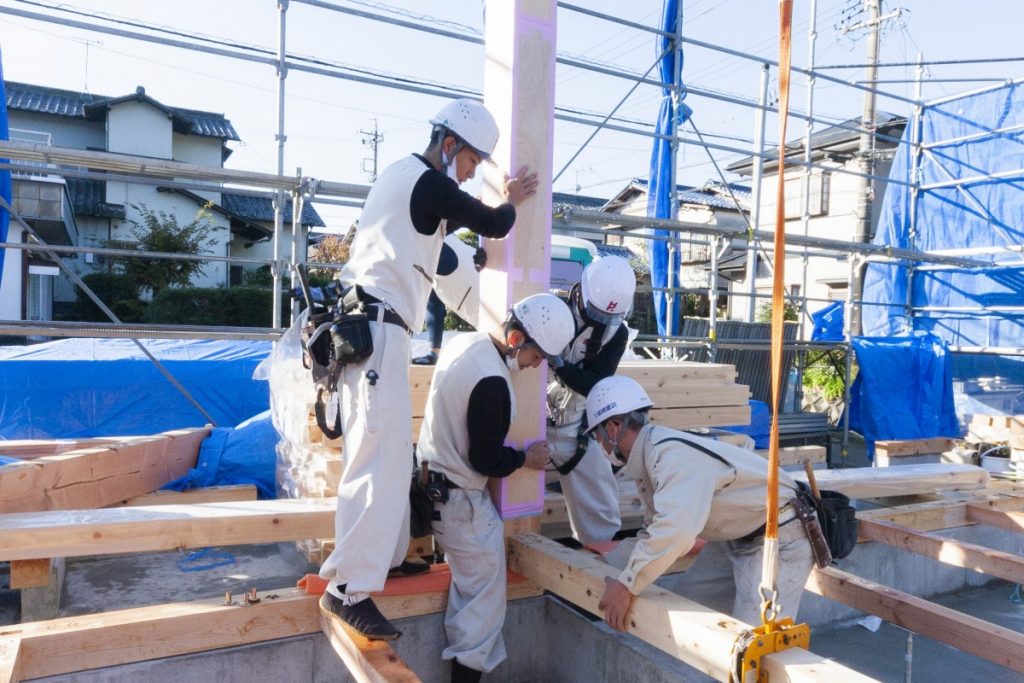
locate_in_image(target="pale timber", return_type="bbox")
[0,498,337,561]
[0,637,21,683]
[507,534,876,682]
[319,614,420,683]
[115,484,258,507]
[794,463,987,499]
[859,518,1024,584]
[8,559,51,589]
[806,566,1024,673]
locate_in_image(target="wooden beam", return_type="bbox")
[806,566,1024,673]
[0,498,337,561]
[482,0,557,524]
[794,464,988,500]
[965,504,1024,534]
[0,427,209,512]
[9,559,52,589]
[649,405,751,430]
[507,534,875,682]
[319,614,420,683]
[755,445,827,466]
[114,484,259,507]
[7,577,540,680]
[617,360,738,384]
[0,437,136,459]
[874,437,957,458]
[0,637,21,683]
[859,518,1024,584]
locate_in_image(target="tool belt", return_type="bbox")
[736,503,800,543]
[409,466,460,538]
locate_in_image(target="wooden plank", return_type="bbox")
[9,559,52,589]
[649,404,751,430]
[0,437,135,459]
[617,360,738,384]
[755,445,827,466]
[859,518,1024,584]
[794,464,988,500]
[639,381,749,409]
[0,637,21,683]
[507,534,875,682]
[965,505,1024,534]
[0,427,209,513]
[0,498,337,561]
[806,566,1024,673]
[874,437,957,458]
[114,484,259,507]
[319,614,420,683]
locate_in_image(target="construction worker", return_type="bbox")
[584,376,815,629]
[318,98,539,640]
[418,293,575,683]
[546,255,636,544]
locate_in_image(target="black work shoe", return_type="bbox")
[319,591,401,641]
[412,351,438,365]
[451,659,483,683]
[387,559,430,578]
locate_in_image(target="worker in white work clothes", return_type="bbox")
[546,256,636,544]
[585,376,815,630]
[418,293,575,683]
[318,98,540,640]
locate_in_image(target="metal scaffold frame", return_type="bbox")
[0,0,1021,455]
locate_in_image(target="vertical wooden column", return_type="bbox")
[480,0,557,526]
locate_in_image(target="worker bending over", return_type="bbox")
[546,256,636,544]
[418,293,575,683]
[585,376,815,629]
[318,99,539,640]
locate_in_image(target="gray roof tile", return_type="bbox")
[221,192,325,227]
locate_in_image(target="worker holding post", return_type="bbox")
[417,293,575,683]
[584,376,816,629]
[546,255,636,544]
[317,99,539,640]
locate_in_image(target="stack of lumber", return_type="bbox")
[966,414,1024,445]
[616,360,750,429]
[874,437,963,467]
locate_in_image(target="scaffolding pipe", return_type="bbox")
[796,0,819,411]
[271,0,289,329]
[905,54,926,324]
[745,64,770,322]
[0,241,270,266]
[665,1,685,344]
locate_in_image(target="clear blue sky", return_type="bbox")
[2,0,1021,229]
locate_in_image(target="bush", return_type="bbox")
[146,287,285,327]
[71,272,146,323]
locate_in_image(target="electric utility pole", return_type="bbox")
[841,0,901,333]
[360,119,383,182]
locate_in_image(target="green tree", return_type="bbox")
[106,202,222,297]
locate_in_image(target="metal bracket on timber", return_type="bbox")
[319,615,420,683]
[807,566,1024,674]
[506,534,876,682]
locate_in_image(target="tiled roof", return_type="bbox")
[551,191,608,212]
[5,81,240,141]
[64,178,126,219]
[596,243,650,275]
[628,178,745,211]
[221,192,326,228]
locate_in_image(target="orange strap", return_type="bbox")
[766,0,794,541]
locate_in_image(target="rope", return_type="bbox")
[759,0,794,625]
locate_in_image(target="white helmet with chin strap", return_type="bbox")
[509,293,575,368]
[580,256,636,325]
[585,376,652,466]
[430,99,500,161]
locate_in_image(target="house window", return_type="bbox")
[230,265,244,287]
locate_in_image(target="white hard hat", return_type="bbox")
[585,376,653,433]
[581,256,636,324]
[511,293,575,367]
[429,99,500,160]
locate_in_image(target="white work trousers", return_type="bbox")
[432,488,507,673]
[548,420,621,545]
[319,319,411,598]
[725,519,814,625]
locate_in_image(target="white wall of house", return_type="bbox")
[8,111,104,150]
[172,133,223,205]
[0,224,25,320]
[231,222,305,278]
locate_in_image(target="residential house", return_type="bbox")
[724,113,907,325]
[2,81,324,324]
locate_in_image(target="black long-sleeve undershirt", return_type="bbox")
[553,323,629,396]
[466,375,525,478]
[409,155,516,239]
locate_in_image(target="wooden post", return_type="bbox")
[319,615,420,683]
[481,0,557,525]
[0,637,22,683]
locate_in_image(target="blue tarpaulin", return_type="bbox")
[0,50,10,282]
[164,411,278,499]
[646,0,692,336]
[721,399,771,449]
[811,301,845,342]
[0,338,271,439]
[863,83,1024,353]
[848,333,961,456]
